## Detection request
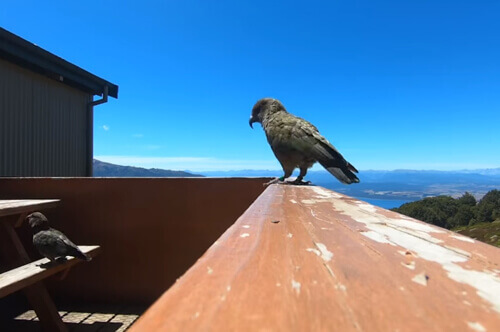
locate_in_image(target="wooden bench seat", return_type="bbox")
[0,245,100,298]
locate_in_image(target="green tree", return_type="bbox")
[393,190,500,229]
[393,196,458,229]
[447,205,475,228]
[476,190,500,223]
[457,192,476,207]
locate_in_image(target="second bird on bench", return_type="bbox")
[26,212,91,266]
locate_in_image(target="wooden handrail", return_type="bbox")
[131,184,500,331]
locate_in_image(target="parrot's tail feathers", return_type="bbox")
[347,162,358,173]
[320,161,360,185]
[316,140,359,178]
[318,141,359,184]
[72,247,92,261]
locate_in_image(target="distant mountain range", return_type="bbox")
[93,159,499,209]
[93,159,203,177]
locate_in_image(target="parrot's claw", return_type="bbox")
[38,261,56,269]
[263,177,284,186]
[291,179,312,186]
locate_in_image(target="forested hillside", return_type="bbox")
[392,190,500,247]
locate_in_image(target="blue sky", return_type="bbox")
[2,1,499,171]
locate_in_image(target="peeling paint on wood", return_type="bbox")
[411,272,428,286]
[467,321,486,332]
[451,234,475,243]
[291,280,301,295]
[300,186,500,315]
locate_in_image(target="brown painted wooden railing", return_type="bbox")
[130,184,500,331]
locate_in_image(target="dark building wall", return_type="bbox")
[0,58,91,176]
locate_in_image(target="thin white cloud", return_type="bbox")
[102,125,110,131]
[94,155,281,171]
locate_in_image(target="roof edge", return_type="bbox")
[0,28,118,98]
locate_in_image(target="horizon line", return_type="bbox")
[94,158,499,173]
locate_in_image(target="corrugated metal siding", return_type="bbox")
[0,58,90,176]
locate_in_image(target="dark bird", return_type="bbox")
[249,98,360,185]
[26,212,91,264]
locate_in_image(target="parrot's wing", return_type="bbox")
[49,229,90,260]
[285,117,359,184]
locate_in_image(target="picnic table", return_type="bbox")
[0,199,100,332]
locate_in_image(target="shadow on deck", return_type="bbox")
[7,302,145,332]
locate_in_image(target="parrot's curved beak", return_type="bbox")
[249,115,256,129]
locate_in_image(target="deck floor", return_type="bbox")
[3,303,146,331]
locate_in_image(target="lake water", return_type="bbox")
[314,182,415,209]
[354,197,412,209]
